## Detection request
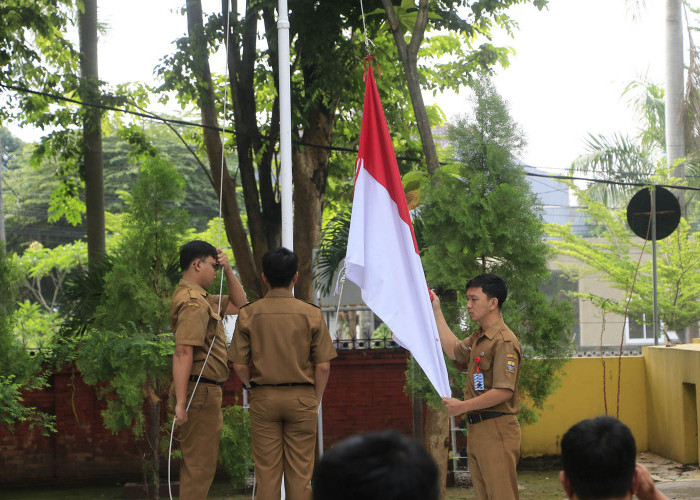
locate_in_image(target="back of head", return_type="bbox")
[262,247,298,288]
[466,273,508,308]
[561,416,636,499]
[179,240,217,272]
[312,430,439,500]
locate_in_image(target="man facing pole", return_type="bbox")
[229,247,337,500]
[171,240,247,500]
[431,273,522,500]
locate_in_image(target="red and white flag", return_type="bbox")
[345,60,451,398]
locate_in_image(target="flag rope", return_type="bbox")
[333,264,348,339]
[359,0,375,56]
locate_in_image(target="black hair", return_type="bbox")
[262,247,298,288]
[561,416,637,499]
[179,240,217,272]
[312,430,439,500]
[466,273,508,309]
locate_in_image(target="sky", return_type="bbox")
[9,0,670,174]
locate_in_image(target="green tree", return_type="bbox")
[157,0,550,303]
[16,241,88,312]
[0,242,55,434]
[0,0,77,127]
[2,125,219,253]
[77,154,187,499]
[546,183,700,341]
[569,76,699,341]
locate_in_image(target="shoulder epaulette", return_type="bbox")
[188,288,200,300]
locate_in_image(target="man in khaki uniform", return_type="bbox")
[229,247,337,500]
[431,273,522,500]
[171,240,247,500]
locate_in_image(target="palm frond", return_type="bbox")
[623,79,666,149]
[314,211,351,296]
[570,133,657,206]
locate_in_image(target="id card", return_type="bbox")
[473,372,485,391]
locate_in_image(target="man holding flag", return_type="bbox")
[431,274,522,500]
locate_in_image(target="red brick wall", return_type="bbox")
[0,367,151,486]
[0,349,412,486]
[321,349,412,449]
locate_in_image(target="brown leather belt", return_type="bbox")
[250,381,313,388]
[467,411,507,424]
[189,375,224,387]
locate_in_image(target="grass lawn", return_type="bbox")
[2,472,566,500]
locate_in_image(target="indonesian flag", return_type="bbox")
[345,60,451,398]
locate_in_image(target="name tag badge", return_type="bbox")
[473,372,485,391]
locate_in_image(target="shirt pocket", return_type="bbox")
[476,355,492,373]
[208,308,221,324]
[206,308,223,339]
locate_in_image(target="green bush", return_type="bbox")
[219,403,254,489]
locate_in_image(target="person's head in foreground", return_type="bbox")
[560,416,666,500]
[312,430,439,500]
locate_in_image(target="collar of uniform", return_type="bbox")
[179,279,208,297]
[479,317,506,340]
[265,288,293,298]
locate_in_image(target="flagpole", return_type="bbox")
[278,0,293,250]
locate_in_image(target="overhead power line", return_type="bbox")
[525,170,700,192]
[2,82,700,192]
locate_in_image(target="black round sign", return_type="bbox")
[626,186,681,240]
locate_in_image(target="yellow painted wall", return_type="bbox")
[521,356,648,457]
[644,344,700,464]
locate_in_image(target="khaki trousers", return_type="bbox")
[178,382,223,500]
[249,386,318,500]
[467,413,521,500]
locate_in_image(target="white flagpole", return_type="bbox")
[277,3,293,497]
[278,0,293,250]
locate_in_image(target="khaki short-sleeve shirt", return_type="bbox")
[228,289,337,385]
[170,279,230,383]
[453,317,521,414]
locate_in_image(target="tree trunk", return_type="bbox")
[665,0,691,342]
[148,399,160,500]
[223,0,270,265]
[292,106,333,301]
[0,133,5,244]
[380,0,440,176]
[665,0,685,205]
[186,0,264,298]
[78,0,105,266]
[424,405,450,500]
